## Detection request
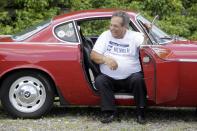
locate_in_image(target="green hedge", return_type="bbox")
[0,0,196,40]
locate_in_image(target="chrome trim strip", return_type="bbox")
[115,94,149,99]
[0,42,78,46]
[115,95,134,99]
[178,59,197,62]
[140,45,152,48]
[71,15,112,21]
[134,13,145,33]
[73,21,81,43]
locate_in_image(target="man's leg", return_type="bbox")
[95,74,117,123]
[95,74,116,111]
[126,72,147,124]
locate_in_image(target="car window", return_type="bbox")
[54,22,78,42]
[137,15,172,44]
[12,19,51,41]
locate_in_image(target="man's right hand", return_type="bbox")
[103,56,118,70]
[90,51,118,70]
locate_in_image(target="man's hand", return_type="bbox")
[143,23,152,32]
[90,51,118,70]
[103,56,118,70]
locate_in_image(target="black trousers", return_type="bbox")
[95,71,147,111]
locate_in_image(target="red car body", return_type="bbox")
[0,9,197,118]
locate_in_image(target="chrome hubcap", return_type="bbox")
[9,76,46,113]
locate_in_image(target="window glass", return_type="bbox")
[137,15,172,44]
[54,22,78,42]
[12,19,51,41]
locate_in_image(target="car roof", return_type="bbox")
[53,8,138,23]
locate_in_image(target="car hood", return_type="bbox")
[171,39,197,45]
[150,40,197,61]
[187,40,197,45]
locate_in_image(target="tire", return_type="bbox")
[0,71,54,118]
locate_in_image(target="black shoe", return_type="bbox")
[136,115,146,124]
[100,111,120,123]
[101,114,115,123]
[136,107,146,124]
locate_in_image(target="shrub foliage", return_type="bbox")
[0,0,196,40]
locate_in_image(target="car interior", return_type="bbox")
[76,17,144,98]
[78,25,100,91]
[76,18,110,91]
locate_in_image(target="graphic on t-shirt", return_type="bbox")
[107,41,130,55]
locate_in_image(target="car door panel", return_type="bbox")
[140,46,156,101]
[140,45,179,104]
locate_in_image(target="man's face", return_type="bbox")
[110,16,126,39]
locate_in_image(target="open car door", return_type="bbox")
[140,45,156,102]
[140,45,179,104]
[138,15,179,104]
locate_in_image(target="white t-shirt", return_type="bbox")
[93,30,144,80]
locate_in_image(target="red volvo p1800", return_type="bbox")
[0,9,196,118]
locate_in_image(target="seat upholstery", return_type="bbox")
[79,28,100,79]
[82,37,100,77]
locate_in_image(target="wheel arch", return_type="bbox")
[0,68,58,98]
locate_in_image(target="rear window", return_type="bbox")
[12,19,51,41]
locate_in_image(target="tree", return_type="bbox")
[0,0,196,40]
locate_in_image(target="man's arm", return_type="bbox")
[90,51,106,64]
[143,35,148,45]
[90,51,118,70]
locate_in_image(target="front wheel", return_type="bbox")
[0,71,54,118]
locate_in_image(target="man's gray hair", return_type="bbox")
[112,11,130,28]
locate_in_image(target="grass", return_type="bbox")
[0,105,196,131]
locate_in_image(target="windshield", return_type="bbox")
[12,19,51,41]
[137,15,172,44]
